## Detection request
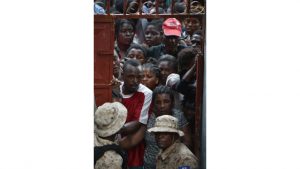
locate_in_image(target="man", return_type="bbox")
[147,18,186,59]
[118,59,153,169]
[148,115,199,169]
[94,102,128,169]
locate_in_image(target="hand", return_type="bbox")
[110,76,122,88]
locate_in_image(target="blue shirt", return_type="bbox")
[94,3,106,15]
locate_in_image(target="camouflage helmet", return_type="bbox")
[148,115,184,136]
[94,102,127,137]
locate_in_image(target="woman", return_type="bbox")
[143,85,192,169]
[115,19,136,59]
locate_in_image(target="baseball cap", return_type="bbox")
[162,18,182,37]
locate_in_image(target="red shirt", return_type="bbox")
[120,83,152,167]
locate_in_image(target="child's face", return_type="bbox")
[158,61,175,84]
[184,17,200,35]
[144,25,162,47]
[142,68,159,90]
[127,48,145,64]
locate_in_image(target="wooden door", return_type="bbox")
[94,15,115,107]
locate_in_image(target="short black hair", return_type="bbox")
[152,85,175,106]
[142,63,160,79]
[177,47,197,71]
[145,19,163,32]
[123,59,141,73]
[125,44,148,60]
[158,54,178,73]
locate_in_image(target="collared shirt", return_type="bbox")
[94,134,123,169]
[144,109,188,169]
[156,140,198,169]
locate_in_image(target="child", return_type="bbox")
[125,44,148,65]
[142,63,160,90]
[143,20,163,48]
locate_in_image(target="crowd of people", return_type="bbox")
[94,1,205,169]
[94,0,205,15]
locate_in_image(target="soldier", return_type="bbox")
[144,86,192,169]
[94,102,128,169]
[148,115,199,169]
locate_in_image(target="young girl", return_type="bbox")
[141,63,160,91]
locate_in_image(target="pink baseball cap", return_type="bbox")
[162,18,182,37]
